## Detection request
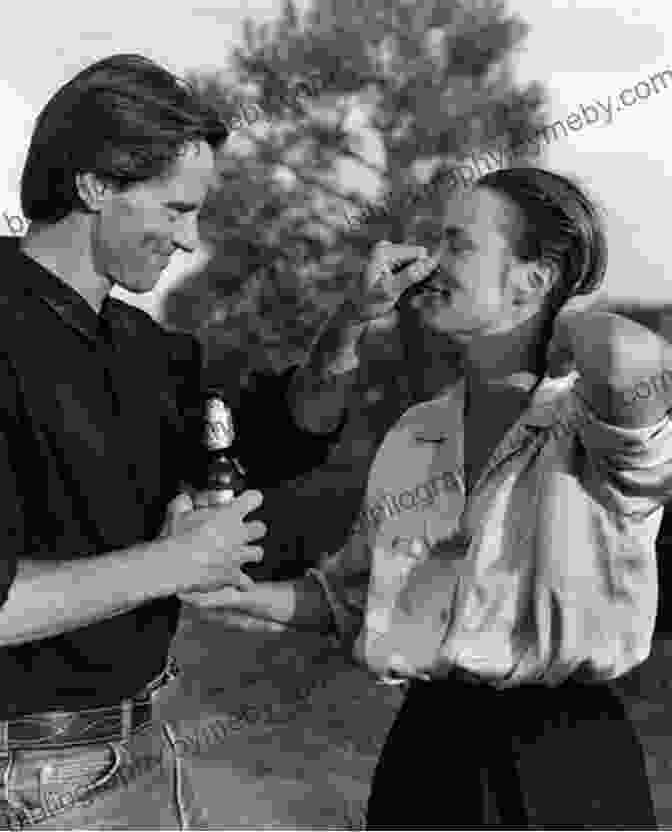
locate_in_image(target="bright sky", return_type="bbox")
[0,0,669,313]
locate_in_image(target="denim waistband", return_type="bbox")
[0,657,180,752]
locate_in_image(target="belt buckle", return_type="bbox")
[143,656,180,700]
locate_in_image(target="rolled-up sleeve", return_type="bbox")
[306,528,371,648]
[573,390,672,516]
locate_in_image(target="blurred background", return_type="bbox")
[2,2,672,827]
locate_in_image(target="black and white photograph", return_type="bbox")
[0,0,670,828]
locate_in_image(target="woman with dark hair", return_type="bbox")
[188,167,667,829]
[358,167,657,830]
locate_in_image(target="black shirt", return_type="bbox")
[0,238,203,718]
[230,366,345,490]
[0,238,342,718]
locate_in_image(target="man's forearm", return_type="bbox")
[288,300,370,434]
[0,539,189,648]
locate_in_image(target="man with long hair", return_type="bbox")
[0,55,269,829]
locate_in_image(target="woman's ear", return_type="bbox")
[531,258,561,297]
[75,173,112,212]
[513,258,561,306]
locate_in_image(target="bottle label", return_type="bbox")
[204,398,235,451]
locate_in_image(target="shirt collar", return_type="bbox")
[411,371,579,441]
[2,237,111,343]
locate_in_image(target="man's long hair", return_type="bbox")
[21,54,230,225]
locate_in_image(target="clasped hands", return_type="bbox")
[159,487,266,607]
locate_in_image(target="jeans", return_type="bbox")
[0,720,208,830]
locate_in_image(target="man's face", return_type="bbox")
[404,186,531,341]
[92,140,217,293]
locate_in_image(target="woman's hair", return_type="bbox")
[21,54,230,224]
[476,167,608,313]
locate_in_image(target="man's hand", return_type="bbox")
[547,306,672,427]
[548,307,657,383]
[161,490,266,593]
[352,241,439,323]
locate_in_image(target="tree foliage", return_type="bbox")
[163,0,548,390]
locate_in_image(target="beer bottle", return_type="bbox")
[202,393,246,504]
[177,395,248,607]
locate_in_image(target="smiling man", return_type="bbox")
[0,55,269,830]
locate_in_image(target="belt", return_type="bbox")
[0,657,180,752]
